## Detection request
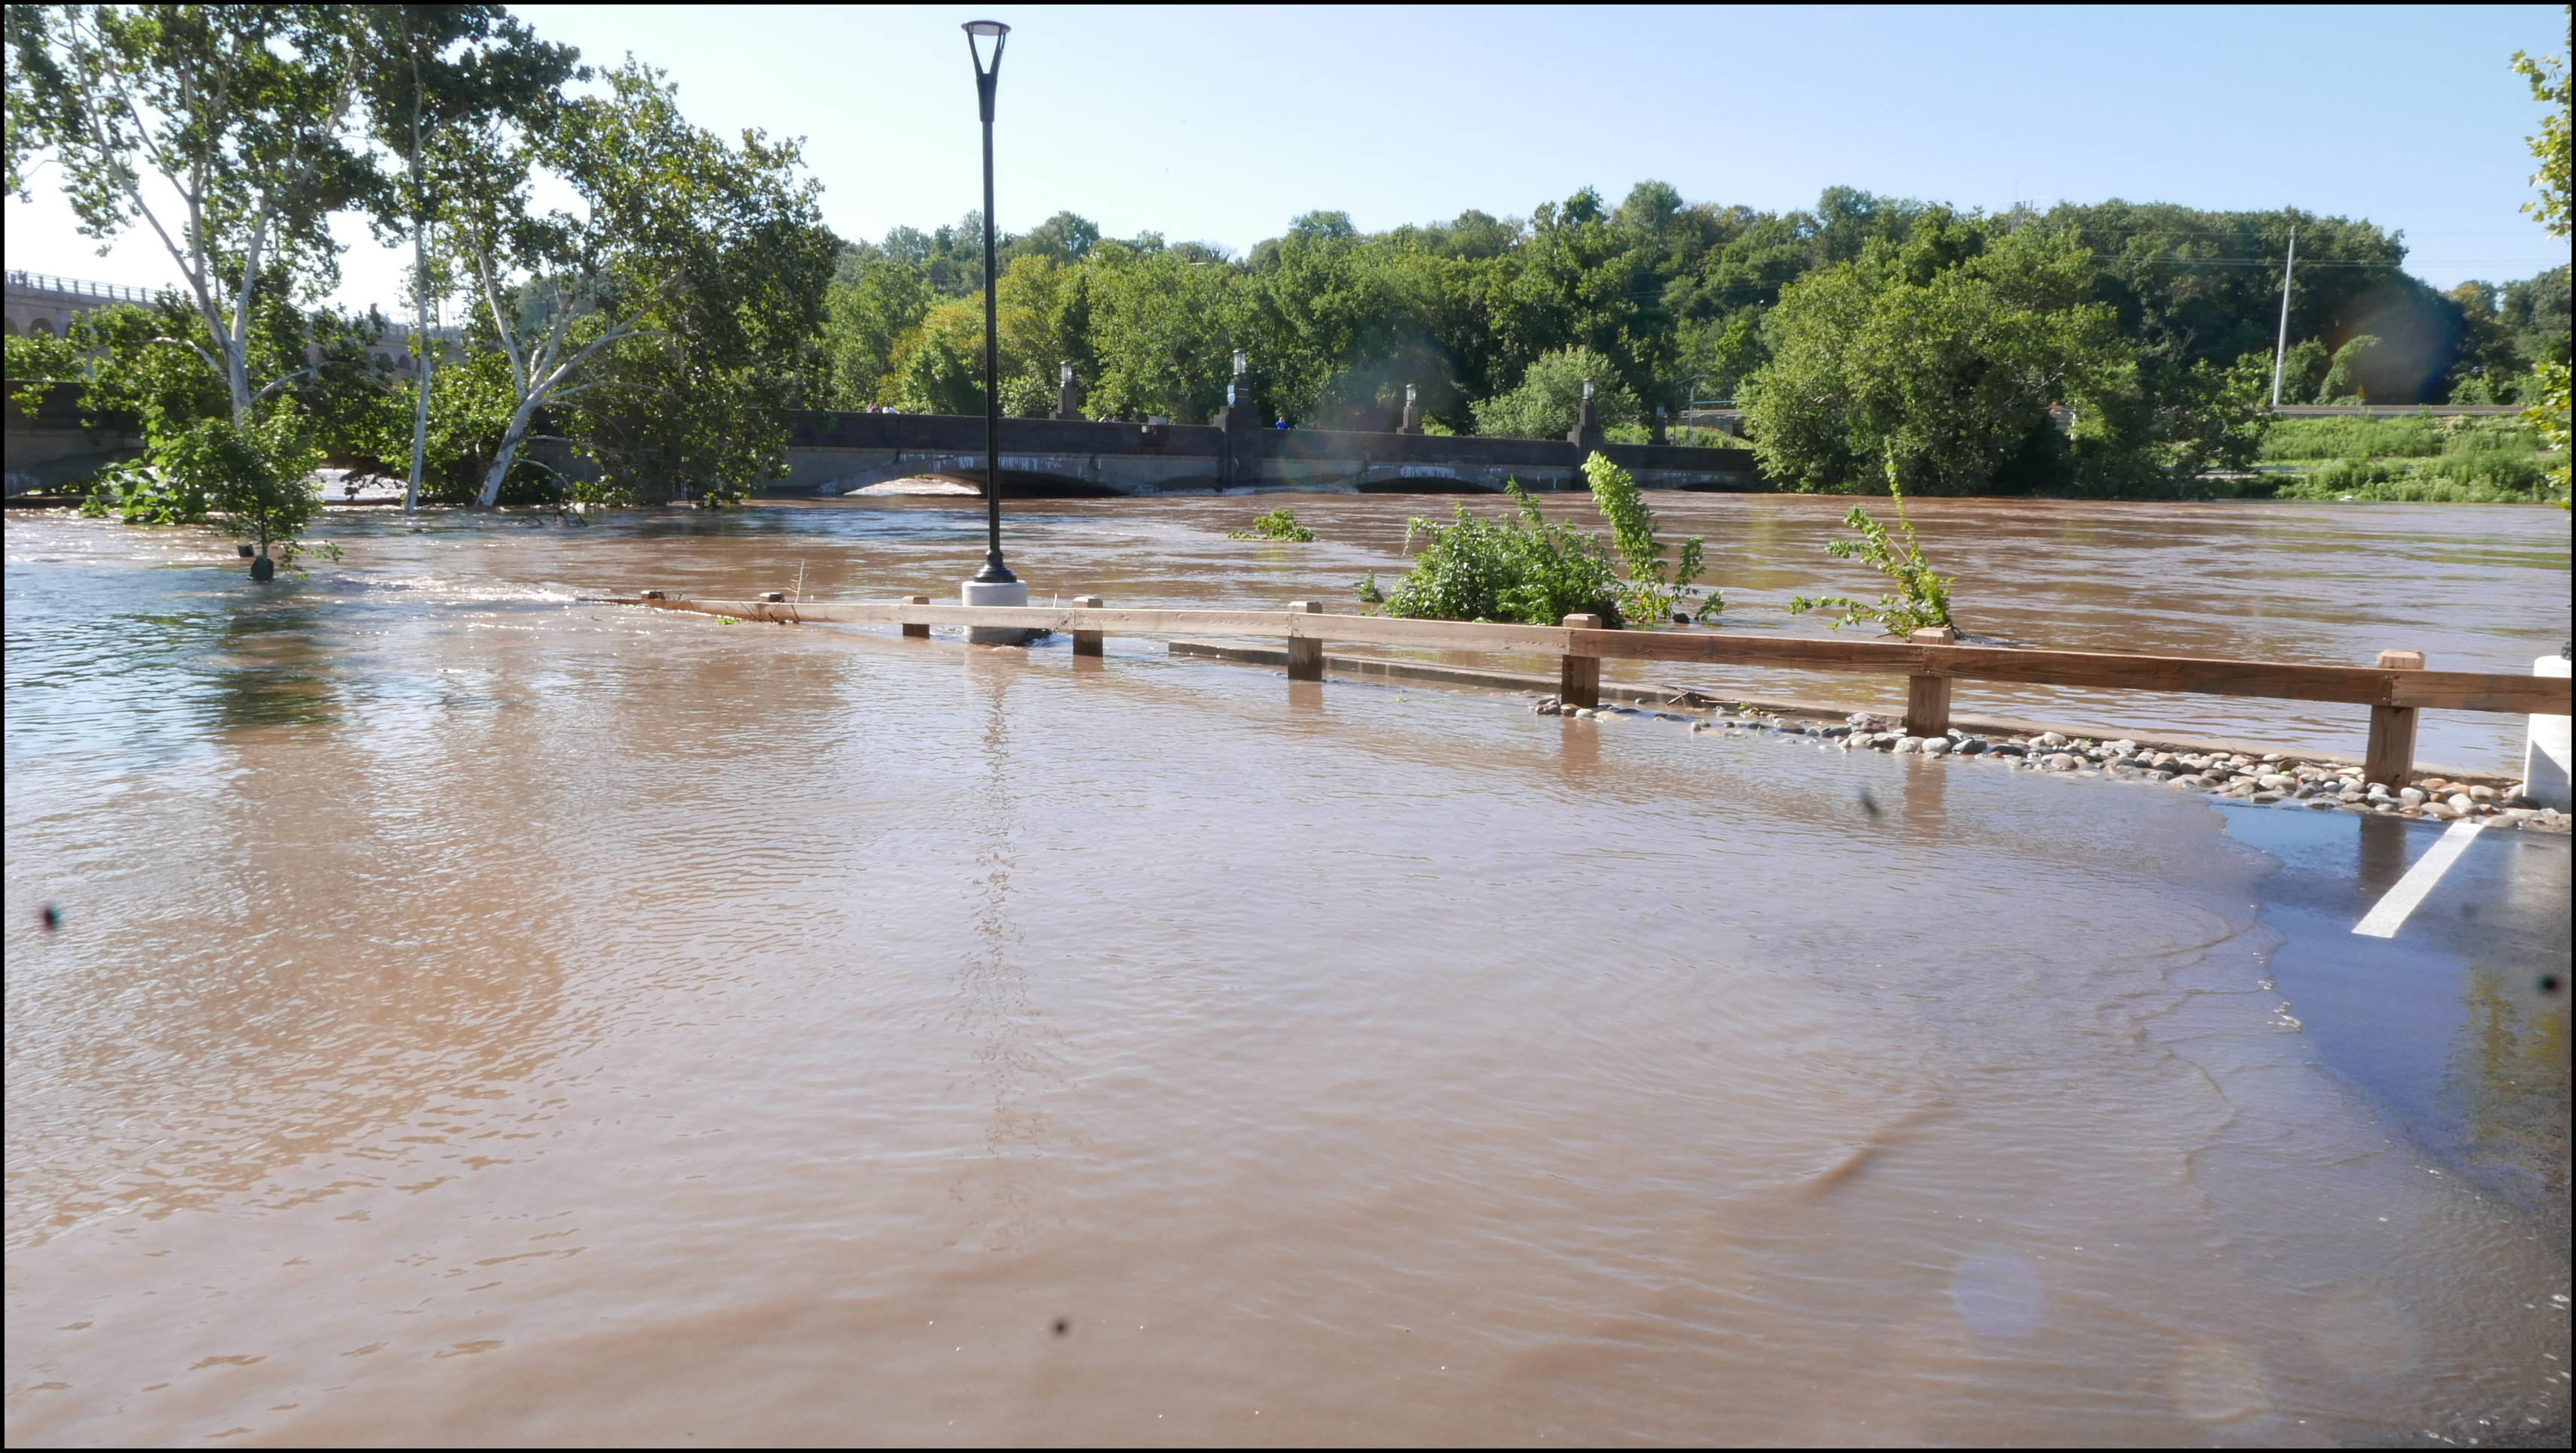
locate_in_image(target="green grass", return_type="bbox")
[2257,414,2561,503]
[2272,455,2557,503]
[2258,415,2448,462]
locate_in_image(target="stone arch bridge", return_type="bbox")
[771,411,1758,497]
[7,396,1761,498]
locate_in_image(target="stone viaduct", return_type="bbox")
[8,281,1761,495]
[765,410,1758,498]
[8,391,1761,499]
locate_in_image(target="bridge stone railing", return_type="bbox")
[775,410,1760,496]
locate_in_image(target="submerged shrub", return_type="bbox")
[1584,452,1719,623]
[1227,507,1315,541]
[1787,469,1956,635]
[1367,480,1624,626]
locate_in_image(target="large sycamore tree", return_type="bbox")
[5,4,378,557]
[441,59,834,506]
[5,5,372,420]
[349,2,577,513]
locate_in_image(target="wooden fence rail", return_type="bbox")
[606,593,2570,788]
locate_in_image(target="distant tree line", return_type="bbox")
[8,5,2566,515]
[822,184,2566,494]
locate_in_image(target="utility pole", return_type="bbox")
[2269,226,2298,410]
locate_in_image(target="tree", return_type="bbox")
[2151,353,2274,481]
[824,255,930,406]
[2514,10,2571,240]
[1077,240,1236,423]
[1470,346,1637,439]
[442,59,833,505]
[349,4,578,514]
[5,6,393,563]
[2317,335,2383,402]
[2512,11,2571,499]
[1741,217,2131,494]
[6,5,372,423]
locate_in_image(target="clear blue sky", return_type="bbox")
[8,4,2567,304]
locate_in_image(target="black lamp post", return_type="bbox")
[964,19,1014,585]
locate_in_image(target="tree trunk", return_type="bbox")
[478,398,541,507]
[403,45,429,514]
[406,219,433,514]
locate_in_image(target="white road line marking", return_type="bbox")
[2353,818,2485,938]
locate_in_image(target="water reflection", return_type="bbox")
[200,587,338,733]
[1902,752,1949,839]
[2454,966,2571,1235]
[2356,814,2412,891]
[952,648,1062,1251]
[5,508,2567,1447]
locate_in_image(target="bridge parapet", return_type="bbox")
[773,409,1760,498]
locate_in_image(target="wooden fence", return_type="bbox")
[608,594,2571,790]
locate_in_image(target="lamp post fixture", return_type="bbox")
[965,19,1014,588]
[957,19,1039,644]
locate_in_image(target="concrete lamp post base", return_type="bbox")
[962,578,1042,645]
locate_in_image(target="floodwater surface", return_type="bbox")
[4,498,2569,1447]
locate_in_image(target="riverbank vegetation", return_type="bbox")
[2259,415,2562,502]
[1788,479,1956,635]
[1360,455,1715,629]
[4,4,2567,514]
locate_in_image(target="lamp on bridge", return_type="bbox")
[1054,359,1081,421]
[1215,347,1256,434]
[960,18,1035,642]
[1567,376,1604,450]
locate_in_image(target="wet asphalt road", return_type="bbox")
[2227,806,2571,1240]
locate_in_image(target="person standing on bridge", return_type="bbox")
[1274,414,1291,429]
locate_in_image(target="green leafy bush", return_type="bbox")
[1469,346,1639,439]
[1582,452,1719,621]
[1227,507,1315,541]
[1786,473,1955,634]
[85,416,332,564]
[1367,481,1624,626]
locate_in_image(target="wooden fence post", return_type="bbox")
[1071,596,1104,657]
[1287,600,1324,681]
[1560,614,1603,708]
[900,594,930,639]
[2365,648,2425,788]
[1906,626,1958,737]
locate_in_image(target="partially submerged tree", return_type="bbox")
[441,59,833,505]
[6,6,397,560]
[350,3,579,513]
[6,5,373,422]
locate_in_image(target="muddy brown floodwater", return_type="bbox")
[5,496,2569,1447]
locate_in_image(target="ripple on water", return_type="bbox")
[3,504,2566,1448]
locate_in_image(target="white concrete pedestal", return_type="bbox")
[2524,653,2571,810]
[962,578,1040,646]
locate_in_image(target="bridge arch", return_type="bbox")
[1351,463,1503,494]
[854,466,1121,499]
